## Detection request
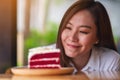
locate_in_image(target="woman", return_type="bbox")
[56,0,120,71]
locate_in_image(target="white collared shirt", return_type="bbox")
[71,47,120,72]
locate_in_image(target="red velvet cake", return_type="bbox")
[28,47,61,69]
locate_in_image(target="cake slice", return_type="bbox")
[28,47,61,69]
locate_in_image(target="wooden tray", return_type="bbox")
[11,66,74,76]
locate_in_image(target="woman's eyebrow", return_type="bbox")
[79,25,92,29]
[67,22,92,29]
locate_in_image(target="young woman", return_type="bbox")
[56,0,120,72]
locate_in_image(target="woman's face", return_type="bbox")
[61,10,98,58]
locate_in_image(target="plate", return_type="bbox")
[11,66,74,76]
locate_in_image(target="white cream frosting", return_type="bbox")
[28,64,61,68]
[29,47,60,54]
[30,58,59,62]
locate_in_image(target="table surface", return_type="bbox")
[0,71,120,80]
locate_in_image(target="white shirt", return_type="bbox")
[71,47,120,72]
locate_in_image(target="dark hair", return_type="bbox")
[56,0,117,67]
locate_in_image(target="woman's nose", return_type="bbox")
[69,30,79,42]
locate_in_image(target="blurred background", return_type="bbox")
[0,0,120,73]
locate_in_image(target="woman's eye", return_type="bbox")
[65,26,71,30]
[80,31,89,34]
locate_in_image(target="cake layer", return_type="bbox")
[30,52,60,60]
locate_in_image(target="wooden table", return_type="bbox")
[0,71,120,80]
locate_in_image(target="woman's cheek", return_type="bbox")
[80,37,96,46]
[61,30,69,39]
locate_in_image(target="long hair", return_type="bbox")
[56,0,117,67]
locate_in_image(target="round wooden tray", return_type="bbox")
[11,66,74,76]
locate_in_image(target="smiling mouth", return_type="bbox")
[67,43,80,48]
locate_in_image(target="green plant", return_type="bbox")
[114,36,120,53]
[24,22,59,64]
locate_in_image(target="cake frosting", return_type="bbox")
[28,47,61,69]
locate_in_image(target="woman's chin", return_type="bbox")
[65,52,77,58]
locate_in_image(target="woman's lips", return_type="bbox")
[67,43,80,48]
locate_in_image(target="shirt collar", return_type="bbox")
[82,46,100,71]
